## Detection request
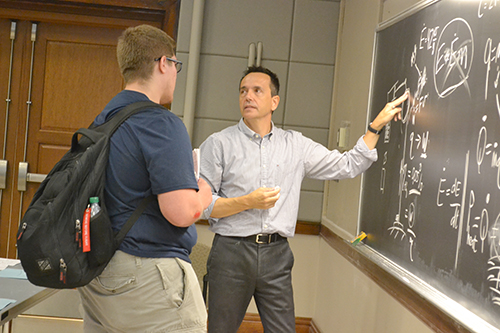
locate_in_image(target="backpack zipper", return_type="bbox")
[75,219,82,248]
[17,222,27,240]
[59,258,67,284]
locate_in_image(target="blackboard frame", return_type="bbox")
[358,0,500,331]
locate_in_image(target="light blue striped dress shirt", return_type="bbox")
[199,119,377,238]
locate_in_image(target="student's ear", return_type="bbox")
[157,56,169,74]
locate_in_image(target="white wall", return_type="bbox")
[174,0,341,224]
[313,241,431,333]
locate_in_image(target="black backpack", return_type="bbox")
[17,101,161,289]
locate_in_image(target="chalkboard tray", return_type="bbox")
[359,0,500,331]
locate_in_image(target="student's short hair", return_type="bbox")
[240,66,280,96]
[117,25,176,83]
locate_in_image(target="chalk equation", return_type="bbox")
[437,122,500,306]
[360,0,500,326]
[484,38,500,118]
[478,0,499,18]
[386,31,431,262]
[434,18,473,98]
[381,14,500,308]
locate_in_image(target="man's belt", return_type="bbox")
[239,233,286,244]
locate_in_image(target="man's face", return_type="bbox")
[239,72,279,121]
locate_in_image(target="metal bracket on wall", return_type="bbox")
[248,42,255,67]
[248,41,263,67]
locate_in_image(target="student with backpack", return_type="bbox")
[76,25,212,332]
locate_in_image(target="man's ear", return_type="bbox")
[271,95,280,111]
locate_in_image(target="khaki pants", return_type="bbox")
[78,251,207,333]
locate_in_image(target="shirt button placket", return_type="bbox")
[261,139,269,188]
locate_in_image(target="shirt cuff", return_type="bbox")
[358,135,378,161]
[202,194,220,221]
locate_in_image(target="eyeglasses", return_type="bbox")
[154,56,182,73]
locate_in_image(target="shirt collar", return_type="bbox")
[238,118,275,140]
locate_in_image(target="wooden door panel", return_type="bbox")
[28,22,125,171]
[42,41,122,130]
[0,19,30,259]
[0,20,11,258]
[35,22,124,143]
[0,20,11,150]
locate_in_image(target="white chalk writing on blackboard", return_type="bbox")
[386,38,435,262]
[434,18,473,98]
[419,23,439,55]
[478,0,499,18]
[483,38,500,118]
[361,1,500,327]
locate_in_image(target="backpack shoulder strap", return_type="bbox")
[95,101,165,247]
[72,101,167,152]
[93,100,167,136]
[114,195,156,249]
[97,101,164,247]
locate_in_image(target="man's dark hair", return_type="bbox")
[240,66,280,96]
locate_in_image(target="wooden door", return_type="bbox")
[0,1,179,258]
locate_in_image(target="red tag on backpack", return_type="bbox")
[82,206,91,252]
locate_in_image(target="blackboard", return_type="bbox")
[359,0,500,330]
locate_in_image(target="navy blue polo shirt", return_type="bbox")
[94,90,198,263]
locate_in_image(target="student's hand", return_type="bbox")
[247,187,281,210]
